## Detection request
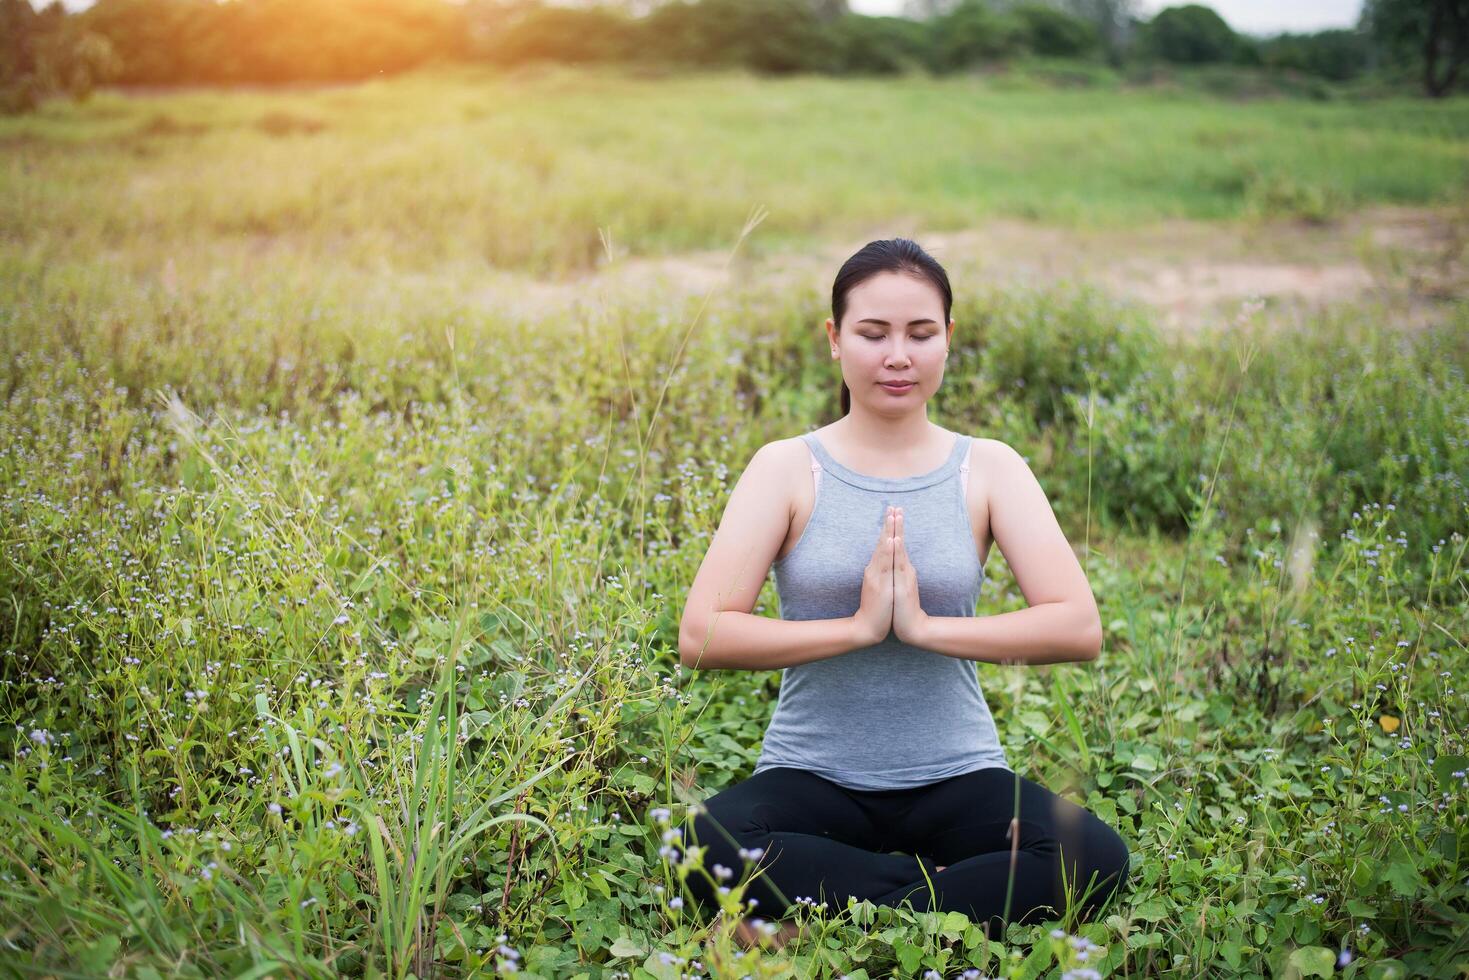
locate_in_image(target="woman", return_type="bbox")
[668,238,1131,950]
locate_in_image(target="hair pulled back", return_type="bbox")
[830,238,953,417]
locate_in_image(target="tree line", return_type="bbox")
[3,0,1467,112]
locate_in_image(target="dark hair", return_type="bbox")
[830,238,953,416]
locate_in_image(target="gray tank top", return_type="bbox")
[753,430,1011,790]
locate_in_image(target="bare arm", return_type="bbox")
[678,440,874,671]
[681,611,871,671]
[913,440,1103,666]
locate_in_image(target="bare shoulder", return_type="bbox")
[761,435,812,508]
[971,436,1027,473]
[756,435,810,473]
[739,436,806,500]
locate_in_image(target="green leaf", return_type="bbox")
[609,936,645,959]
[1383,861,1421,897]
[1432,755,1468,794]
[1132,897,1168,921]
[940,910,969,940]
[586,871,615,899]
[1287,946,1336,978]
[896,941,923,973]
[76,934,121,975]
[1366,960,1407,980]
[562,878,585,913]
[1016,939,1055,980]
[1018,711,1051,736]
[640,950,681,980]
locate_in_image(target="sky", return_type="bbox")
[849,0,1366,36]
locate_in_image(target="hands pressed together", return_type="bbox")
[854,505,928,647]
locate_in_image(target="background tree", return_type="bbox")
[1142,3,1240,64]
[1059,0,1140,63]
[1259,28,1372,81]
[475,2,640,65]
[808,0,851,24]
[1363,0,1469,96]
[1011,2,1100,57]
[902,0,963,21]
[640,0,836,72]
[931,0,1027,70]
[2,0,119,112]
[827,12,932,73]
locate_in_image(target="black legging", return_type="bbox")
[666,766,1130,935]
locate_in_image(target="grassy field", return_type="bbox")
[5,63,1469,278]
[2,67,1468,978]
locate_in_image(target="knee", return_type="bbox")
[1077,829,1131,914]
[664,810,740,913]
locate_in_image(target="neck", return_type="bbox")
[837,406,936,455]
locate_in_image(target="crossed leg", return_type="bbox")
[672,766,933,920]
[873,766,1132,933]
[665,765,1130,940]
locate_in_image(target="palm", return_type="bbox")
[892,510,926,644]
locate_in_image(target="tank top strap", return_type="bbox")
[800,431,968,493]
[959,440,970,499]
[799,433,824,499]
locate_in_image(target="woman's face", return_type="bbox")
[829,270,953,413]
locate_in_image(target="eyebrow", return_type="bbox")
[855,318,939,326]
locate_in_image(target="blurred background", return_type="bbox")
[3,0,1466,103]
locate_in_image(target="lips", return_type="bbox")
[880,381,915,389]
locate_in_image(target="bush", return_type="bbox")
[1012,2,1099,58]
[1259,28,1372,81]
[1076,374,1210,535]
[827,13,932,75]
[964,284,1165,428]
[931,0,1027,71]
[639,0,835,73]
[479,5,640,65]
[1143,3,1241,65]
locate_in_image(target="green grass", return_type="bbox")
[3,64,1469,277]
[1,66,1467,978]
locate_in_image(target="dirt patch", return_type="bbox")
[472,204,1465,336]
[136,113,211,138]
[255,111,328,137]
[897,205,1466,333]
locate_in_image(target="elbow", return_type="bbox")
[678,621,709,671]
[1079,615,1103,662]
